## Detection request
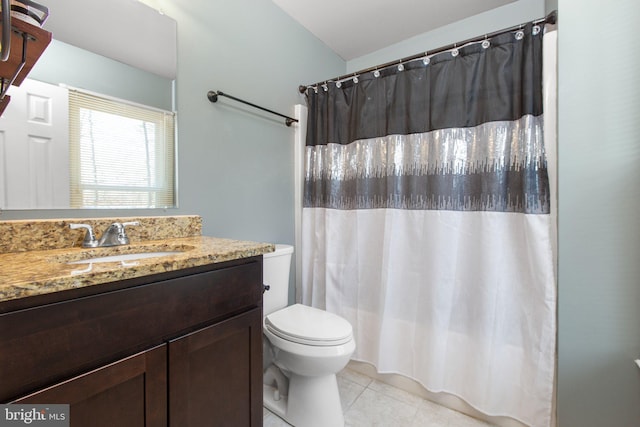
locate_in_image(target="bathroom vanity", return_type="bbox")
[0,216,272,427]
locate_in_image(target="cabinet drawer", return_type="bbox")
[0,259,262,402]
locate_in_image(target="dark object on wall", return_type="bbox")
[208,89,299,127]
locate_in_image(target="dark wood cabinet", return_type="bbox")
[169,308,263,427]
[15,344,167,427]
[1,257,264,427]
[0,15,52,114]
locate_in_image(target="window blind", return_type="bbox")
[68,89,176,208]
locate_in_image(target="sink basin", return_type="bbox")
[67,251,184,265]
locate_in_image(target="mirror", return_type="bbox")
[0,0,177,210]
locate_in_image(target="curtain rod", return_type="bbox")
[298,10,557,93]
[207,90,299,127]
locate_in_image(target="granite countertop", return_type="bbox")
[0,236,274,304]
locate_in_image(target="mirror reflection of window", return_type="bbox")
[68,89,176,208]
[0,79,176,210]
[2,0,178,210]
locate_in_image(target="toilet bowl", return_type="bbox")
[263,245,355,427]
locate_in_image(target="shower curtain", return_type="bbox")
[301,23,557,427]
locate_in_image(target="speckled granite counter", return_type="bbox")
[0,216,274,304]
[0,215,203,253]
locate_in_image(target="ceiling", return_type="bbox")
[271,0,517,60]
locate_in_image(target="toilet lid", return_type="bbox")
[265,304,353,346]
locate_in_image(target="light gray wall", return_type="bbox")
[346,0,545,72]
[147,0,344,245]
[557,0,640,425]
[30,40,173,110]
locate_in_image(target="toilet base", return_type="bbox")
[264,370,344,427]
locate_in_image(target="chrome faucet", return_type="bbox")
[69,223,99,248]
[97,222,139,247]
[70,221,139,248]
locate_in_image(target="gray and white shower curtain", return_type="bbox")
[301,24,557,427]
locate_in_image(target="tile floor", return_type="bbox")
[263,367,495,427]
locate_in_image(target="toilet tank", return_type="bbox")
[263,244,294,316]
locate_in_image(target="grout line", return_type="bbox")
[341,377,368,413]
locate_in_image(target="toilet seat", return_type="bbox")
[265,304,353,346]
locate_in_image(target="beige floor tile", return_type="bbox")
[264,367,497,427]
[368,378,425,407]
[263,411,293,427]
[411,399,496,427]
[344,388,419,427]
[337,374,367,411]
[337,367,374,387]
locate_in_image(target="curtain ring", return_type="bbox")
[451,44,459,57]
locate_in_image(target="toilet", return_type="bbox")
[262,244,355,427]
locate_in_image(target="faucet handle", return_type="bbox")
[70,223,99,248]
[119,221,139,244]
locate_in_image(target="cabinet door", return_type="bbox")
[14,344,167,427]
[169,307,262,427]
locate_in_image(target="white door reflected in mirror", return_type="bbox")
[0,79,69,209]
